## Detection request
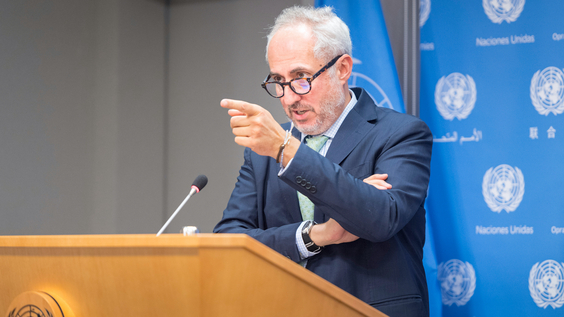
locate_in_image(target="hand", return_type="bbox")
[221,99,287,158]
[363,173,392,190]
[310,218,359,246]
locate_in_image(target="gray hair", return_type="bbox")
[265,6,352,64]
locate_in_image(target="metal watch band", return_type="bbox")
[301,220,323,253]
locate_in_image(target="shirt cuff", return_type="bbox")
[278,157,294,176]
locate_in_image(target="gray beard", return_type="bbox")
[288,84,346,136]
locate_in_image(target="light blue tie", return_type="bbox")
[298,135,329,221]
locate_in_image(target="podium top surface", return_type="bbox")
[0,233,386,317]
[0,233,255,248]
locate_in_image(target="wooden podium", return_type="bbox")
[0,234,386,316]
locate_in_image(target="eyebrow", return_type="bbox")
[270,66,313,78]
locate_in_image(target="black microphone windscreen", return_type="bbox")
[192,174,208,191]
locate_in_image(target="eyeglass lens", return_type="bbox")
[265,78,310,98]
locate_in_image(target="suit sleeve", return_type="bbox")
[213,147,302,262]
[279,118,433,243]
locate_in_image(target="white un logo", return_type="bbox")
[483,0,525,24]
[350,57,395,110]
[529,260,564,309]
[420,0,431,27]
[438,259,476,306]
[530,66,564,116]
[482,164,525,213]
[435,73,476,120]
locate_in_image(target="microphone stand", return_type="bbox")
[156,186,198,237]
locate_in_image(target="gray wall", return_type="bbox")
[0,0,166,235]
[381,0,420,117]
[0,0,308,235]
[0,0,417,236]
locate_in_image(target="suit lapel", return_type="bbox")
[325,110,373,165]
[325,88,377,165]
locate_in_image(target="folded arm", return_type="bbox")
[279,119,432,243]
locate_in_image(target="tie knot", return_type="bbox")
[305,135,329,152]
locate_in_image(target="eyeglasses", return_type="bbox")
[261,54,343,98]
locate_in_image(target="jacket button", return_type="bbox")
[310,186,317,194]
[305,182,311,189]
[296,176,302,184]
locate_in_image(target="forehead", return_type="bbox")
[267,26,322,75]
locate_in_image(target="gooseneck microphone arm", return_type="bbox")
[156,175,208,237]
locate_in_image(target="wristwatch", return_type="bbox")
[301,220,323,253]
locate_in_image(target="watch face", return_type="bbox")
[302,221,311,233]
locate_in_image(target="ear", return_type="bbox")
[337,54,353,84]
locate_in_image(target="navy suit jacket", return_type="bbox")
[214,88,433,316]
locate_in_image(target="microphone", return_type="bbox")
[190,174,208,195]
[156,174,208,236]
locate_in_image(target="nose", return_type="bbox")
[281,86,302,107]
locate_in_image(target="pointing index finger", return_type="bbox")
[221,99,260,116]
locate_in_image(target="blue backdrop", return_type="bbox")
[420,0,564,316]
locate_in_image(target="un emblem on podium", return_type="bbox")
[438,259,476,306]
[5,291,74,317]
[530,67,564,116]
[482,164,525,213]
[529,260,564,309]
[434,73,476,121]
[483,0,525,24]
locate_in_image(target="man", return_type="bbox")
[214,6,432,317]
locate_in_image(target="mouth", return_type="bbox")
[291,109,311,121]
[288,103,314,122]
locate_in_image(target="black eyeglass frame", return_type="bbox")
[261,54,344,98]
